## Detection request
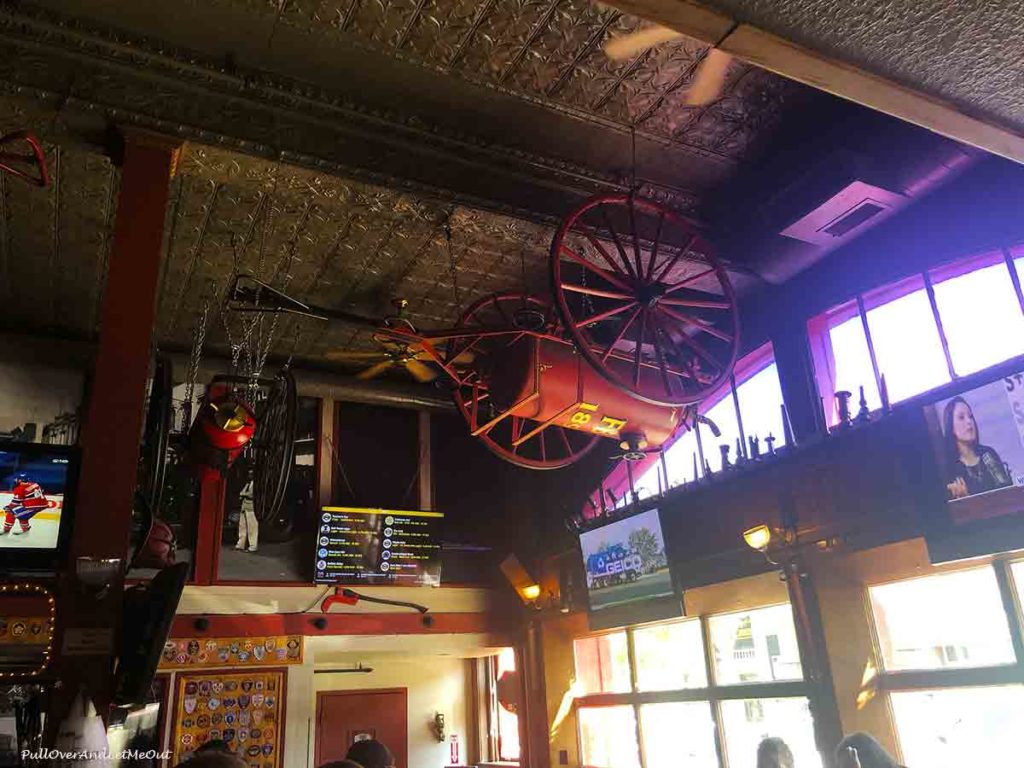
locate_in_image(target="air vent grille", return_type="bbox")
[822,202,885,237]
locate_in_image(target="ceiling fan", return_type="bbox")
[603,24,733,106]
[324,299,475,383]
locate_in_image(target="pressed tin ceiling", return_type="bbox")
[0,0,975,373]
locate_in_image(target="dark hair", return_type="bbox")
[197,739,232,754]
[836,732,900,768]
[943,396,976,470]
[757,737,794,768]
[345,739,393,768]
[318,761,363,768]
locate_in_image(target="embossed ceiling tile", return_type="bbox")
[454,0,554,81]
[503,1,604,95]
[410,0,485,66]
[347,0,423,48]
[50,149,119,338]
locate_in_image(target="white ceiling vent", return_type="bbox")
[780,181,905,247]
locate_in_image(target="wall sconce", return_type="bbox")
[431,712,446,743]
[742,523,837,570]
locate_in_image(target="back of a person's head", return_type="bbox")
[836,732,900,768]
[345,739,394,768]
[318,761,364,768]
[175,752,247,768]
[757,736,795,768]
[196,739,232,754]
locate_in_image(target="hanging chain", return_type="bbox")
[444,215,461,319]
[519,249,530,308]
[182,293,213,430]
[629,123,639,195]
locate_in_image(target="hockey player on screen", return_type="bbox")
[1,473,56,535]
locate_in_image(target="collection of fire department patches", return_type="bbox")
[170,669,285,767]
[159,635,304,668]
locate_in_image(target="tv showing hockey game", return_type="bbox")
[579,508,676,618]
[0,443,78,568]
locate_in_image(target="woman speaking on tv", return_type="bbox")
[944,396,1014,499]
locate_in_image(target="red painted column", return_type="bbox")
[193,472,227,584]
[52,131,180,722]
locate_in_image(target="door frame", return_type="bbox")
[315,686,409,767]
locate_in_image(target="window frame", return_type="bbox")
[864,559,1024,761]
[587,343,781,514]
[573,605,814,768]
[808,245,1024,426]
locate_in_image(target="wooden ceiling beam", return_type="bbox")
[601,0,1024,165]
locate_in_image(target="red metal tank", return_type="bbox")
[485,334,682,450]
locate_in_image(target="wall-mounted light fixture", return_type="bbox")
[431,712,446,743]
[742,523,837,570]
[500,554,545,607]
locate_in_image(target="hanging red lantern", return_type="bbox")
[187,382,256,476]
[496,670,520,714]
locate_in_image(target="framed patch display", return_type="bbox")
[159,635,303,669]
[170,668,286,767]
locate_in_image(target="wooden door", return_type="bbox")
[316,687,408,768]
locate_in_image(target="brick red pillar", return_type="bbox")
[51,131,180,724]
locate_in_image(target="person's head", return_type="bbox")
[345,739,394,768]
[318,761,363,768]
[944,396,979,460]
[175,752,246,768]
[196,738,231,754]
[836,732,900,768]
[756,737,794,768]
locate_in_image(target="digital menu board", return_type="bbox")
[314,506,443,586]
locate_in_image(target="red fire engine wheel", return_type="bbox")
[550,194,739,407]
[447,293,599,470]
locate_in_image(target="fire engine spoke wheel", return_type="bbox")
[253,367,297,528]
[550,194,739,407]
[138,353,172,516]
[449,292,599,470]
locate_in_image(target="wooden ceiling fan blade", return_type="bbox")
[404,359,438,383]
[325,350,390,361]
[603,25,684,61]
[685,48,732,106]
[355,361,394,381]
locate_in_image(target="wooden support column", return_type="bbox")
[772,314,828,443]
[784,559,845,767]
[519,619,551,768]
[317,398,335,509]
[53,131,180,722]
[418,410,433,511]
[192,472,227,585]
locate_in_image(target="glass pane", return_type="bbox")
[496,648,520,761]
[827,314,880,414]
[574,632,631,694]
[868,567,1015,671]
[933,262,1024,376]
[891,686,1024,768]
[709,604,803,685]
[865,288,951,403]
[703,395,740,472]
[662,430,700,488]
[735,363,787,451]
[633,620,707,691]
[640,703,717,768]
[578,706,640,768]
[719,697,821,768]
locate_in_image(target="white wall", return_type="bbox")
[313,656,471,768]
[0,362,82,432]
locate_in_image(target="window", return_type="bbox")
[708,604,804,685]
[495,648,520,761]
[931,260,1024,375]
[868,568,1015,671]
[864,280,951,403]
[601,345,786,508]
[866,563,1024,767]
[809,247,1024,424]
[574,606,820,768]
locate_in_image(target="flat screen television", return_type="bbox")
[924,367,1024,561]
[0,443,78,572]
[578,507,681,630]
[313,506,443,586]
